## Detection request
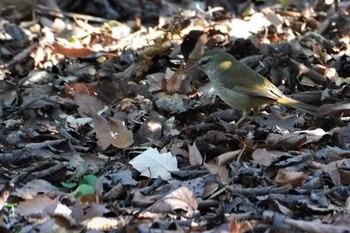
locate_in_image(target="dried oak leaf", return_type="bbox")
[92,114,133,150]
[149,186,198,214]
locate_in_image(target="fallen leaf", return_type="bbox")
[92,114,134,149]
[82,216,125,230]
[53,42,94,58]
[149,186,198,214]
[230,216,259,233]
[129,147,179,180]
[74,93,105,117]
[17,195,53,215]
[252,149,285,166]
[284,218,349,233]
[204,162,230,185]
[274,168,308,188]
[188,142,203,166]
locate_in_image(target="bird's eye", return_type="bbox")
[199,58,210,66]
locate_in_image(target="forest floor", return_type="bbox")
[0,0,350,232]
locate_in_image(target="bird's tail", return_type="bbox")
[277,96,317,115]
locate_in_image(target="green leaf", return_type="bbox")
[5,203,17,208]
[61,182,77,189]
[280,0,288,11]
[77,184,95,197]
[79,175,98,186]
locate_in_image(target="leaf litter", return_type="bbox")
[0,0,350,232]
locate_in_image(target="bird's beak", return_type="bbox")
[188,62,199,71]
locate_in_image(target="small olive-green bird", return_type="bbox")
[195,50,317,125]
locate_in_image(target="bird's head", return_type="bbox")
[193,50,235,77]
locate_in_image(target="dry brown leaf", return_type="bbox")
[53,41,94,58]
[84,204,109,220]
[284,218,350,233]
[252,149,285,166]
[17,195,53,215]
[161,67,185,95]
[149,186,198,214]
[274,168,308,188]
[217,150,241,166]
[3,2,350,231]
[254,114,305,131]
[266,128,326,148]
[230,216,259,233]
[170,147,189,159]
[274,200,293,216]
[203,182,219,199]
[92,114,134,150]
[96,79,131,104]
[73,93,105,117]
[132,191,158,207]
[204,162,230,185]
[0,182,11,210]
[166,66,184,95]
[65,82,96,97]
[16,179,55,199]
[80,194,101,206]
[82,216,125,230]
[315,103,350,118]
[146,72,164,92]
[0,80,18,106]
[103,184,124,201]
[52,214,77,229]
[323,159,350,185]
[188,142,203,166]
[134,111,163,144]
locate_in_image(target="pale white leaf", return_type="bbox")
[129,148,179,180]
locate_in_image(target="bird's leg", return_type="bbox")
[252,107,260,114]
[235,111,250,126]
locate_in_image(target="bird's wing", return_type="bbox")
[231,83,281,100]
[223,71,284,100]
[216,55,286,100]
